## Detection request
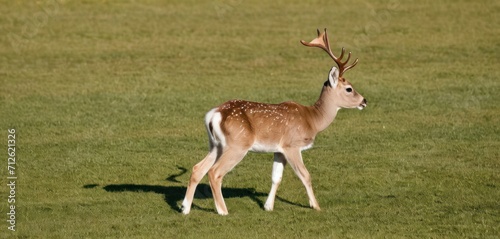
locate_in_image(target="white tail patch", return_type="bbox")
[205,109,226,148]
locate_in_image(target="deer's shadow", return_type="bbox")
[100,183,273,213]
[86,166,308,213]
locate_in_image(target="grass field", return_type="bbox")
[1,0,499,238]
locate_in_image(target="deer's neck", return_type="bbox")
[311,86,340,132]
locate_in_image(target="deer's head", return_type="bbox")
[301,29,367,110]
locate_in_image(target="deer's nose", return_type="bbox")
[358,98,367,110]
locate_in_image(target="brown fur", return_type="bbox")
[181,29,366,215]
[181,70,366,215]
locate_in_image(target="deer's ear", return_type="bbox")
[328,67,340,87]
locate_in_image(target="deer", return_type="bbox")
[181,28,367,215]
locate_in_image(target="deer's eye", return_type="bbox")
[346,87,353,93]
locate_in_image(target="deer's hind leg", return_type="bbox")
[181,147,218,214]
[207,146,248,215]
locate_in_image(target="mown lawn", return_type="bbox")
[0,0,499,238]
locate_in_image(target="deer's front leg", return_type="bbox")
[282,148,320,211]
[264,153,287,211]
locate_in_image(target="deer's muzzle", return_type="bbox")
[358,98,367,110]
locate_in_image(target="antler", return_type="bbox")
[300,28,358,77]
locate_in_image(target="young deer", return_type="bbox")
[181,29,367,215]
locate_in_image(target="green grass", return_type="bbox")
[1,0,499,238]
